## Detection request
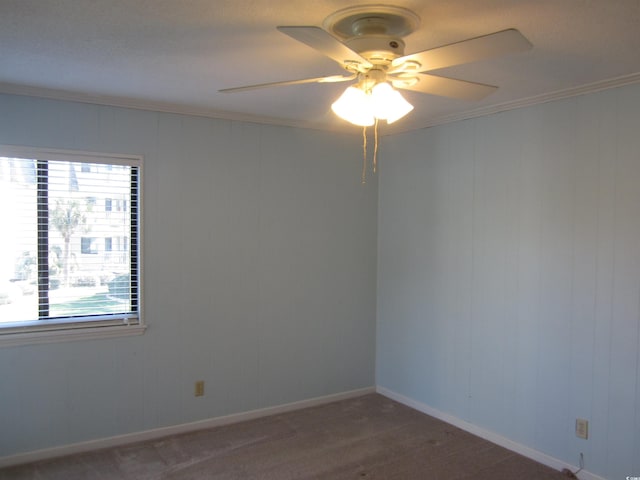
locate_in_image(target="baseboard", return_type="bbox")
[376,386,607,480]
[0,386,375,468]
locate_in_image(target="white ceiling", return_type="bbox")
[1,0,639,134]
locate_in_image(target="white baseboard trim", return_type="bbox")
[0,386,375,468]
[376,386,607,480]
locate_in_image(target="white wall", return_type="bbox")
[0,94,377,457]
[377,83,640,480]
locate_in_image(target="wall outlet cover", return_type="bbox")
[575,418,588,439]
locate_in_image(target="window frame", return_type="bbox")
[0,145,145,347]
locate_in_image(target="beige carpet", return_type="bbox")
[0,394,572,479]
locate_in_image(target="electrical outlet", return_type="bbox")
[575,418,588,439]
[195,380,205,397]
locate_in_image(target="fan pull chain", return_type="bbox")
[362,125,368,184]
[361,122,380,184]
[373,118,379,174]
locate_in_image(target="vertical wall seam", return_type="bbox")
[466,119,478,405]
[603,89,620,473]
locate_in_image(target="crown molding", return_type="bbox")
[1,72,640,136]
[391,71,640,134]
[0,82,346,133]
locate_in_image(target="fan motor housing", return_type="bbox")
[346,36,406,66]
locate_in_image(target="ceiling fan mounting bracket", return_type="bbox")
[323,5,419,70]
[323,5,420,39]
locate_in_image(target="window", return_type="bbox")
[81,237,99,254]
[0,146,144,346]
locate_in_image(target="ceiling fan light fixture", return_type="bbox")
[370,82,414,124]
[332,82,413,126]
[331,86,375,126]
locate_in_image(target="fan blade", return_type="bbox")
[391,29,532,73]
[393,73,497,100]
[220,74,356,93]
[277,26,373,71]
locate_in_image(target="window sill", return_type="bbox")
[0,324,147,347]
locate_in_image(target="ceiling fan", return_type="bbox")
[220,5,533,127]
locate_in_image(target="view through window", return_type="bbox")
[0,149,141,336]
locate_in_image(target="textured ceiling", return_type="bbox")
[1,0,639,134]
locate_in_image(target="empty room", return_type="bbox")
[0,1,639,479]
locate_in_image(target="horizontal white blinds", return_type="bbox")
[0,153,140,331]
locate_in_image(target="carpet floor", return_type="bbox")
[0,393,572,479]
